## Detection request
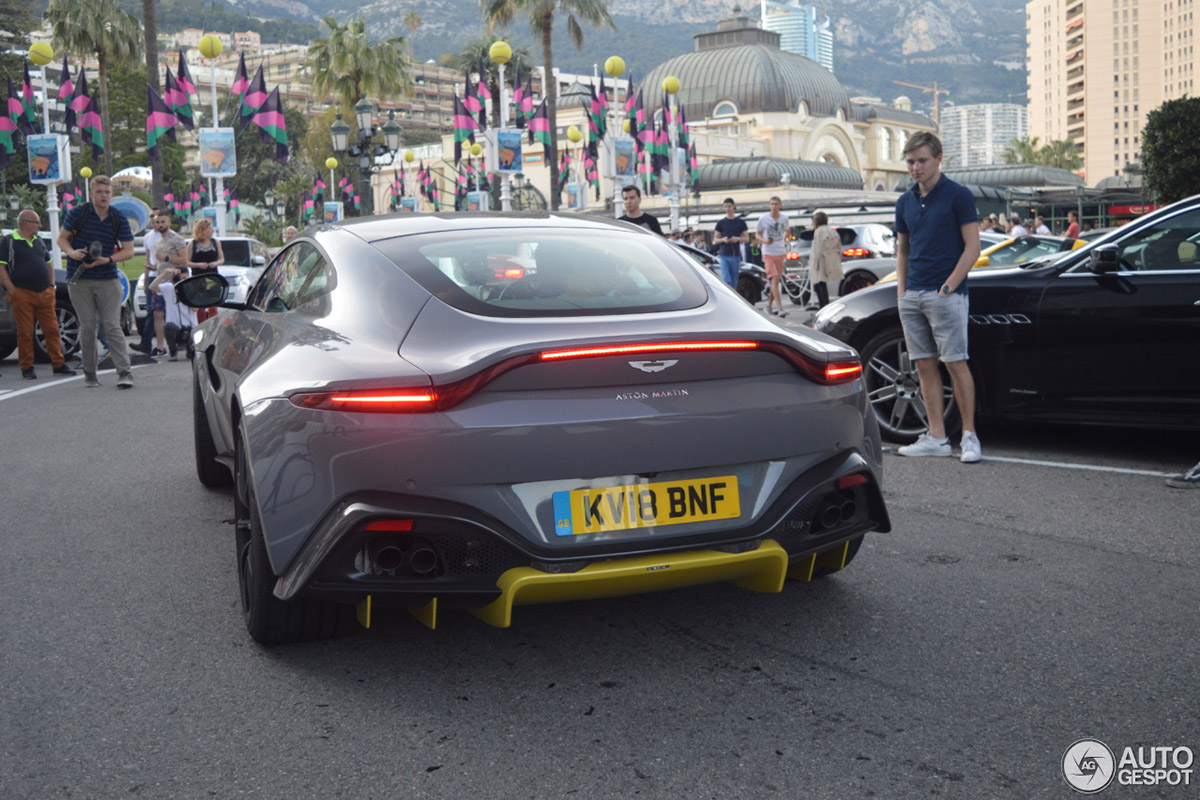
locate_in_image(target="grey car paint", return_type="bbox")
[191,214,884,598]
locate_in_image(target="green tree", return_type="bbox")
[403,10,423,59]
[1141,96,1200,204]
[445,34,534,128]
[232,102,311,210]
[480,0,615,210]
[46,0,143,176]
[307,16,412,112]
[1040,139,1082,171]
[1003,136,1042,166]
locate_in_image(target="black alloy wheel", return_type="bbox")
[839,270,878,296]
[860,328,961,444]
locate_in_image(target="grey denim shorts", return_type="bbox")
[898,290,970,362]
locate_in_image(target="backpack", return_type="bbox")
[67,203,124,244]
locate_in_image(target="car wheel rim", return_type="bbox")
[34,307,80,356]
[845,274,875,294]
[864,336,955,438]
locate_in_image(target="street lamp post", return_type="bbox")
[604,56,625,219]
[197,35,230,237]
[27,43,65,268]
[331,102,402,216]
[662,75,681,234]
[488,41,512,212]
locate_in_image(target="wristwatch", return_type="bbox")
[940,283,953,295]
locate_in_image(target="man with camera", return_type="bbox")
[56,175,135,388]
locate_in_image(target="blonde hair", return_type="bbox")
[192,218,213,239]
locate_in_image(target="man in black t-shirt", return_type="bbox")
[713,198,748,287]
[618,185,664,236]
[0,210,75,379]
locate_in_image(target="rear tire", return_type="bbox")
[860,328,961,444]
[736,276,761,304]
[194,374,234,487]
[839,270,877,296]
[236,432,356,645]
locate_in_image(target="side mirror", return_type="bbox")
[1090,244,1120,274]
[253,255,265,266]
[176,273,231,308]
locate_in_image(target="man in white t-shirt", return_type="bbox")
[130,209,167,356]
[755,197,790,316]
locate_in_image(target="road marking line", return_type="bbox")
[980,455,1175,478]
[0,365,149,402]
[886,449,1175,478]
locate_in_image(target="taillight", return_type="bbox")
[842,247,870,258]
[785,251,801,261]
[494,267,525,280]
[364,519,415,532]
[837,474,868,490]
[290,388,438,413]
[757,342,862,386]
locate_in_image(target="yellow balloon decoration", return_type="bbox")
[488,40,512,65]
[28,42,54,66]
[326,157,339,170]
[199,34,223,59]
[604,56,625,78]
[567,125,582,143]
[662,76,681,96]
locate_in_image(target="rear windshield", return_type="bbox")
[373,229,709,316]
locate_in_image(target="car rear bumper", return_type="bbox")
[274,448,890,624]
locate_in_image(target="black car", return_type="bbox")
[673,242,769,304]
[811,196,1200,443]
[0,264,132,363]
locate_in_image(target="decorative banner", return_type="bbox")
[323,201,343,223]
[566,182,583,210]
[489,128,523,175]
[198,127,237,177]
[27,133,71,185]
[614,138,636,178]
[467,190,489,212]
[399,196,417,213]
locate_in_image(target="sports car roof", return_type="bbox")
[314,212,638,244]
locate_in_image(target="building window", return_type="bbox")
[712,101,737,117]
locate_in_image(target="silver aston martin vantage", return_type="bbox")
[178,213,891,644]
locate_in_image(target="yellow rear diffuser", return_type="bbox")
[470,539,791,628]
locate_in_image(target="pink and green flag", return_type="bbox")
[0,82,17,169]
[163,69,194,130]
[57,56,75,133]
[176,51,197,99]
[527,97,551,146]
[21,63,38,134]
[145,83,179,158]
[72,68,104,158]
[452,94,476,164]
[230,53,249,106]
[251,86,288,164]
[588,84,606,142]
[239,66,268,129]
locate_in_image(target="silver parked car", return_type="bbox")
[133,235,269,332]
[178,214,892,644]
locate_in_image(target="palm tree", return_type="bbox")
[1042,138,1083,171]
[481,0,615,210]
[1003,136,1043,166]
[46,0,142,176]
[307,16,411,113]
[403,11,422,59]
[446,34,534,128]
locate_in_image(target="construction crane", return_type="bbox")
[893,80,950,127]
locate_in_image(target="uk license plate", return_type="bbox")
[552,476,740,536]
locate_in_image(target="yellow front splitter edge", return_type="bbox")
[357,538,853,630]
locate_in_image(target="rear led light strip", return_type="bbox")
[541,340,759,361]
[290,340,860,414]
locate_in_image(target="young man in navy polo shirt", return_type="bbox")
[57,175,135,388]
[893,132,983,463]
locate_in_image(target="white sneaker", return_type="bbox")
[897,433,952,457]
[960,431,982,463]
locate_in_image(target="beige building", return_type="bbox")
[1026,0,1199,184]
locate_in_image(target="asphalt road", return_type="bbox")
[1,346,1197,800]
